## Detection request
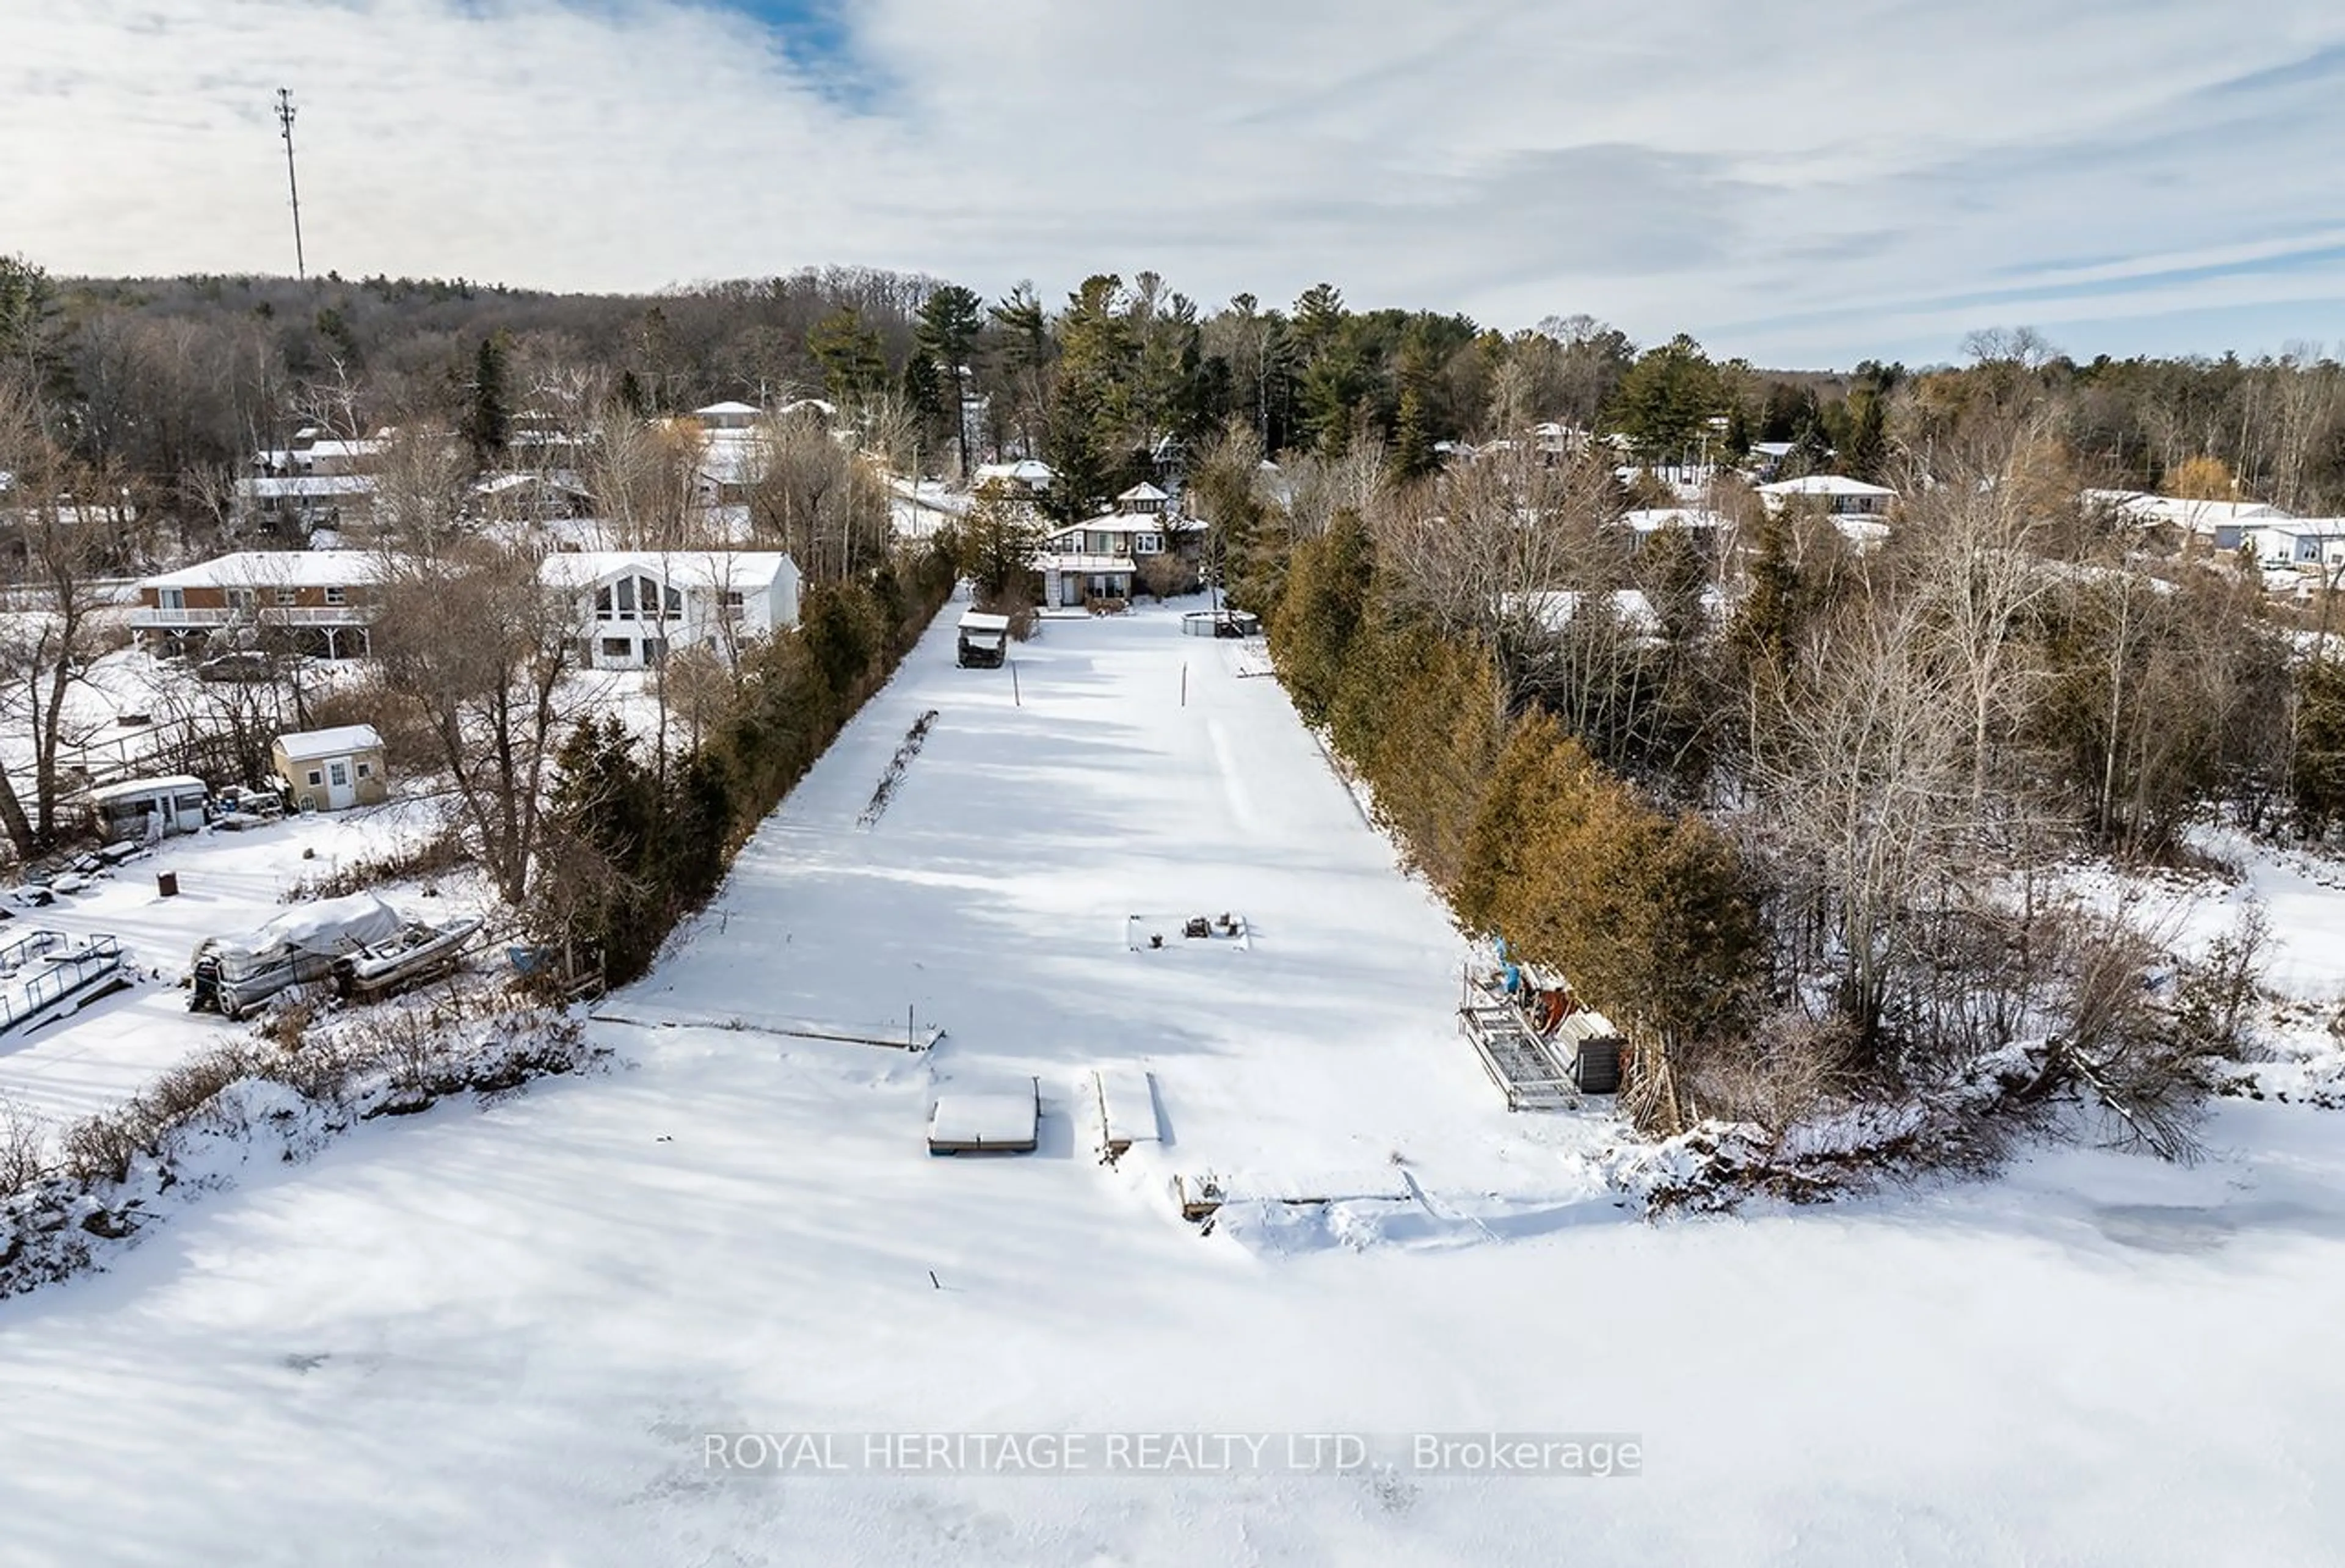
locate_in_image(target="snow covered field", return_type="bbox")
[2,603,2343,1565]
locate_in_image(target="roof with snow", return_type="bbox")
[276,725,385,762]
[1117,482,1169,504]
[473,471,592,496]
[236,475,377,499]
[2082,490,2288,529]
[1508,589,1662,637]
[87,774,206,806]
[2253,517,2345,537]
[537,550,797,593]
[141,550,393,590]
[696,427,766,487]
[1620,507,1725,534]
[1758,475,1899,499]
[695,401,763,418]
[974,459,1055,488]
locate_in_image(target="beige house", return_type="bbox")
[272,725,390,813]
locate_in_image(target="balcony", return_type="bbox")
[131,604,377,628]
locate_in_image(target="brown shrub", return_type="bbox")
[298,676,440,778]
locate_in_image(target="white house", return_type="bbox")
[540,550,802,670]
[1036,498,1208,608]
[2245,518,2345,570]
[1757,474,1898,518]
[693,401,763,432]
[233,473,376,534]
[972,459,1056,499]
[1618,507,1726,550]
[2081,490,2289,552]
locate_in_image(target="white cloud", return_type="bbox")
[4,0,2345,363]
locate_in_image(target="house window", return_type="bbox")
[613,577,637,618]
[328,761,349,788]
[662,584,682,618]
[275,586,298,606]
[159,588,185,612]
[225,587,255,614]
[1134,533,1162,554]
[601,637,631,661]
[306,769,322,787]
[324,586,346,606]
[645,637,669,663]
[355,761,373,780]
[722,590,747,619]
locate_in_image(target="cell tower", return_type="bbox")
[275,88,307,281]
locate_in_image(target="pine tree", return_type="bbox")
[808,306,888,407]
[954,481,1045,604]
[1041,275,1141,521]
[916,285,985,476]
[1391,385,1436,481]
[1844,391,1888,481]
[901,350,944,454]
[462,332,511,468]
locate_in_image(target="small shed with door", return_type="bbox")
[272,724,390,814]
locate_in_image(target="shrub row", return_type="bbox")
[1270,513,1760,1133]
[536,546,957,987]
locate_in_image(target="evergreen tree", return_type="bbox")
[808,306,889,407]
[1731,503,1805,673]
[1270,508,1374,720]
[1041,275,1141,520]
[1391,385,1436,481]
[462,332,512,467]
[1606,334,1725,462]
[954,480,1045,604]
[1844,390,1888,481]
[916,284,985,476]
[900,349,944,454]
[2294,656,2345,841]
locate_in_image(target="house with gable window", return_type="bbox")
[539,550,802,669]
[1035,483,1209,607]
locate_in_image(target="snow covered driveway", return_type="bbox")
[2,604,2343,1566]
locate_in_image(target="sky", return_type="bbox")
[6,0,2345,367]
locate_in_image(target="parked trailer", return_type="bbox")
[956,611,1011,668]
[85,774,209,844]
[189,892,404,1020]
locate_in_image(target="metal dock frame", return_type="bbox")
[1458,1001,1580,1111]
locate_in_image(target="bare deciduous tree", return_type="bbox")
[370,542,582,904]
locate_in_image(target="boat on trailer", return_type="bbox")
[330,914,485,1001]
[190,893,404,1020]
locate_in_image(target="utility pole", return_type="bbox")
[275,88,307,281]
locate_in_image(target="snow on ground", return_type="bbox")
[0,794,473,1138]
[1,603,2344,1564]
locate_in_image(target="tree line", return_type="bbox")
[1259,419,2303,1157]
